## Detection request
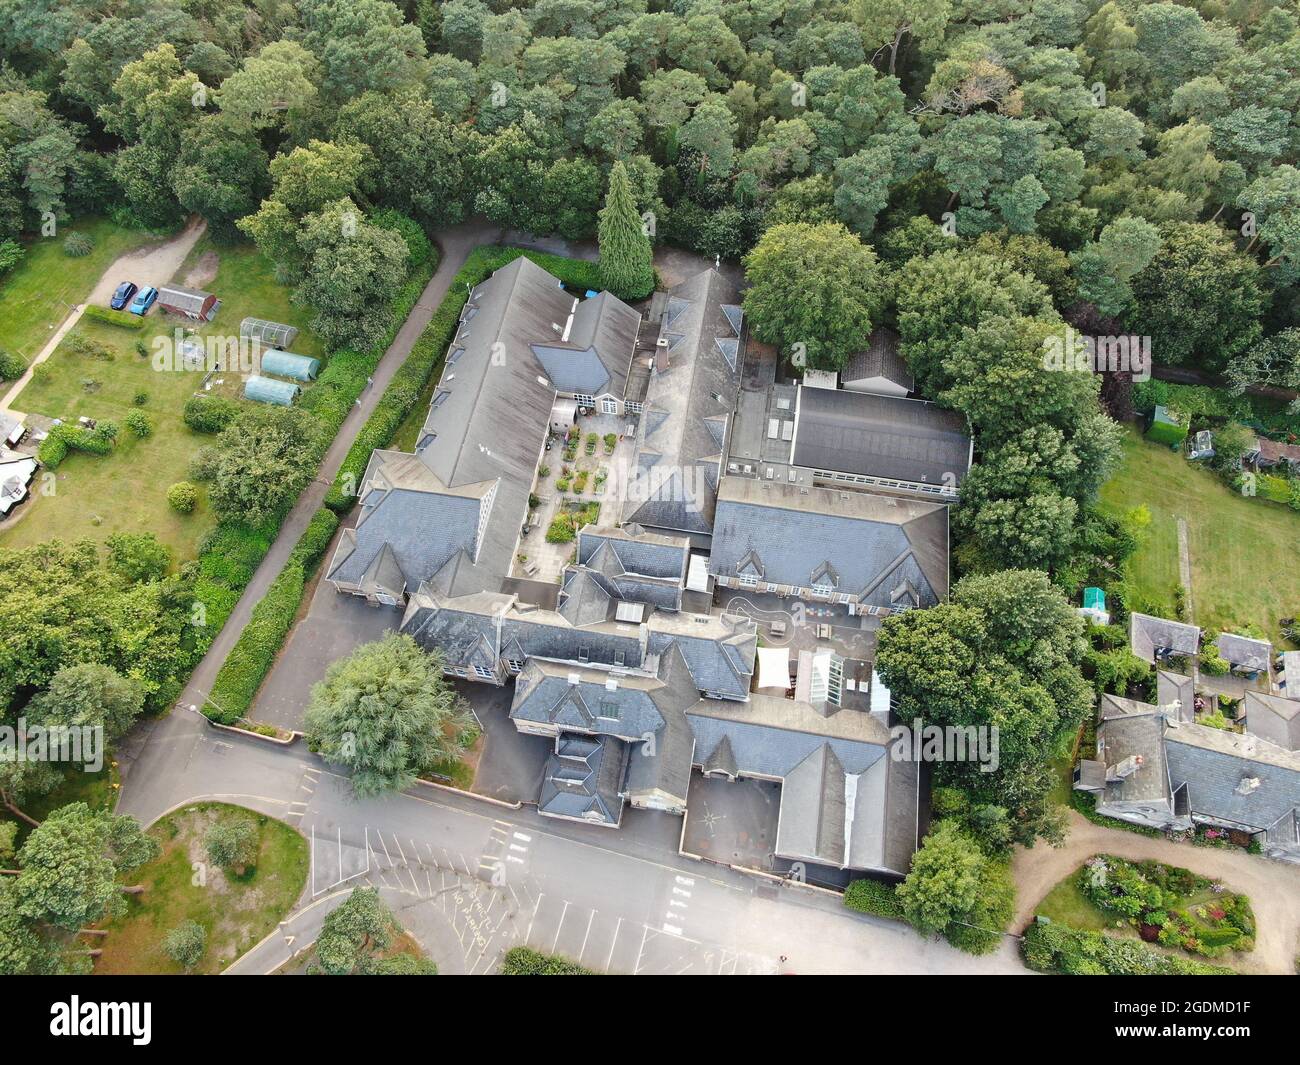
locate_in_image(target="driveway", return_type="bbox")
[1012,810,1300,974]
[1,217,208,416]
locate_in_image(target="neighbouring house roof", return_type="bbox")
[1165,723,1300,832]
[687,694,917,874]
[622,268,743,536]
[708,477,949,606]
[529,290,640,397]
[1155,670,1196,722]
[572,524,689,613]
[158,284,214,313]
[1128,612,1201,662]
[1095,698,1171,804]
[790,386,971,489]
[0,449,37,515]
[841,327,913,394]
[1217,632,1272,673]
[1244,691,1300,752]
[1256,437,1300,466]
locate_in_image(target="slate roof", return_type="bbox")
[1165,723,1300,832]
[1128,612,1201,663]
[1095,698,1170,804]
[623,268,742,536]
[688,694,917,874]
[842,327,913,393]
[327,450,490,598]
[1243,691,1300,751]
[529,290,640,397]
[539,733,628,825]
[791,387,971,488]
[708,477,949,606]
[1217,632,1272,673]
[573,525,688,612]
[1155,670,1196,722]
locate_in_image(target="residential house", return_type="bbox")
[1217,632,1272,677]
[1128,612,1201,664]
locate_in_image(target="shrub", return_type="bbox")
[844,879,905,920]
[0,349,25,380]
[83,304,144,329]
[204,818,259,873]
[499,947,594,975]
[183,394,239,433]
[1022,921,1233,975]
[161,920,206,970]
[167,481,199,513]
[187,445,221,482]
[371,209,435,269]
[62,231,94,257]
[546,515,577,543]
[124,410,153,437]
[0,239,23,275]
[133,390,149,406]
[36,422,114,468]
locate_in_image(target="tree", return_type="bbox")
[6,804,159,930]
[897,821,984,934]
[26,663,145,747]
[172,115,271,244]
[206,406,322,529]
[742,222,885,371]
[833,147,892,237]
[854,0,952,74]
[305,633,472,797]
[162,920,206,969]
[204,818,259,875]
[296,0,429,100]
[106,533,172,584]
[216,41,321,134]
[597,161,655,300]
[1127,222,1265,371]
[313,887,396,974]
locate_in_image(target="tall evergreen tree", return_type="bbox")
[597,161,655,300]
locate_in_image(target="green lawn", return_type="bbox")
[1099,425,1300,644]
[0,241,320,562]
[0,218,157,363]
[1035,873,1113,932]
[93,802,308,975]
[0,762,119,851]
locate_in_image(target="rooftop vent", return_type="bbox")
[567,672,581,686]
[604,675,618,691]
[1236,776,1261,796]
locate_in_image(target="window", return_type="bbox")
[507,658,526,674]
[601,398,618,414]
[473,664,495,679]
[614,650,626,666]
[738,574,758,588]
[625,400,643,414]
[597,700,621,721]
[578,647,590,663]
[812,583,833,597]
[574,393,595,407]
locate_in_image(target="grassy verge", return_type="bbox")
[93,802,308,975]
[325,245,599,511]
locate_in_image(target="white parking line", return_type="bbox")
[578,910,595,961]
[550,900,571,953]
[605,917,624,972]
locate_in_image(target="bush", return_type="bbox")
[183,394,239,433]
[499,947,594,975]
[371,209,435,269]
[0,239,23,275]
[124,410,153,437]
[167,481,199,513]
[132,390,149,406]
[161,920,206,970]
[1022,921,1233,975]
[83,304,144,330]
[546,515,577,543]
[0,349,25,380]
[62,231,94,257]
[187,445,221,482]
[204,818,259,872]
[35,422,115,468]
[844,879,905,920]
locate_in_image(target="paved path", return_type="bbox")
[1012,810,1300,973]
[1,217,207,416]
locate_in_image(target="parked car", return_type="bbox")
[109,281,138,310]
[129,286,158,316]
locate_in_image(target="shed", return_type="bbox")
[240,317,299,349]
[158,285,218,321]
[1188,429,1214,460]
[1146,405,1187,448]
[244,374,301,406]
[259,350,320,381]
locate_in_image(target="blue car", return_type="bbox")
[109,281,138,310]
[129,286,158,316]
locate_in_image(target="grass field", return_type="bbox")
[0,241,320,562]
[93,802,308,975]
[1035,872,1113,931]
[1099,425,1300,644]
[0,218,157,363]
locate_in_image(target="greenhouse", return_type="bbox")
[259,350,320,381]
[244,374,301,406]
[240,317,299,349]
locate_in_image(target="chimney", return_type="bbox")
[654,337,670,373]
[605,675,618,692]
[567,672,581,686]
[1235,776,1261,796]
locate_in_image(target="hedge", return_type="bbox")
[203,508,339,724]
[36,422,115,468]
[1022,921,1234,975]
[844,878,906,921]
[325,245,600,512]
[499,947,595,975]
[83,304,145,329]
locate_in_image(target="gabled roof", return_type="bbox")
[1217,632,1271,672]
[790,387,971,488]
[623,268,742,535]
[1165,723,1300,832]
[1244,691,1300,752]
[708,477,949,606]
[1156,670,1195,722]
[529,290,639,397]
[1128,612,1201,663]
[842,327,913,393]
[539,733,628,825]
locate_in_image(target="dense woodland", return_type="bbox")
[3,0,1300,967]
